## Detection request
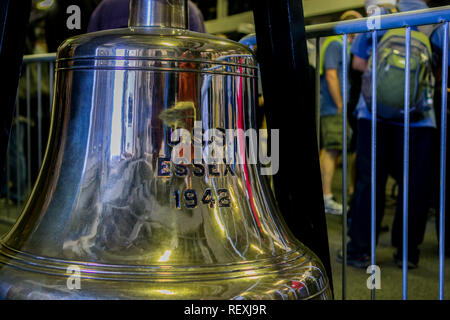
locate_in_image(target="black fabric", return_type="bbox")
[45,0,102,52]
[252,0,333,291]
[427,0,449,8]
[0,0,32,187]
[348,119,435,260]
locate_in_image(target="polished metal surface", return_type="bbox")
[129,0,188,29]
[0,0,330,300]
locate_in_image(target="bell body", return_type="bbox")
[0,1,330,300]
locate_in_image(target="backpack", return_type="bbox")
[361,29,434,121]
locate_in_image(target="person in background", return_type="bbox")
[88,0,206,33]
[346,9,391,234]
[428,0,450,258]
[319,11,360,215]
[341,0,436,269]
[347,12,365,200]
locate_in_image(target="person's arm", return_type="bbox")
[325,69,343,113]
[352,55,368,72]
[350,33,370,72]
[322,41,345,112]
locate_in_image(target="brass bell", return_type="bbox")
[0,0,330,299]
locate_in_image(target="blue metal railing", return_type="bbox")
[370,30,378,301]
[439,21,449,301]
[307,6,450,300]
[0,53,56,225]
[403,26,411,300]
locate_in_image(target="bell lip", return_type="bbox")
[0,241,326,282]
[0,241,331,299]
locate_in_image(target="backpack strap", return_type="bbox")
[418,24,440,38]
[379,28,432,54]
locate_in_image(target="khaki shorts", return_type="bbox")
[320,114,349,151]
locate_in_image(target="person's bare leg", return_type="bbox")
[320,148,339,197]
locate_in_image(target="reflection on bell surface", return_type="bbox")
[0,0,331,299]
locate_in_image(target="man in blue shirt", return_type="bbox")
[341,0,436,269]
[319,36,347,216]
[431,25,450,66]
[88,0,206,33]
[319,11,361,216]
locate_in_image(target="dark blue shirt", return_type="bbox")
[320,40,349,116]
[431,25,450,66]
[88,0,206,33]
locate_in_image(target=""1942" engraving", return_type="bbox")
[174,189,231,209]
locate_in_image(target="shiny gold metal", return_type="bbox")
[0,0,331,299]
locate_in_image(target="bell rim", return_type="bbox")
[0,241,325,283]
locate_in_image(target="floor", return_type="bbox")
[328,168,450,300]
[0,170,449,300]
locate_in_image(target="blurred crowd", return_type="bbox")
[317,0,450,269]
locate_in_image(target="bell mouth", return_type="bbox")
[0,242,330,299]
[0,242,310,280]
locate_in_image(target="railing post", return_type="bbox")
[342,33,349,301]
[439,21,449,301]
[26,64,31,196]
[316,37,321,150]
[403,26,412,301]
[371,29,378,301]
[37,62,43,169]
[15,93,21,211]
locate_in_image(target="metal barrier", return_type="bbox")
[307,6,450,300]
[1,53,56,225]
